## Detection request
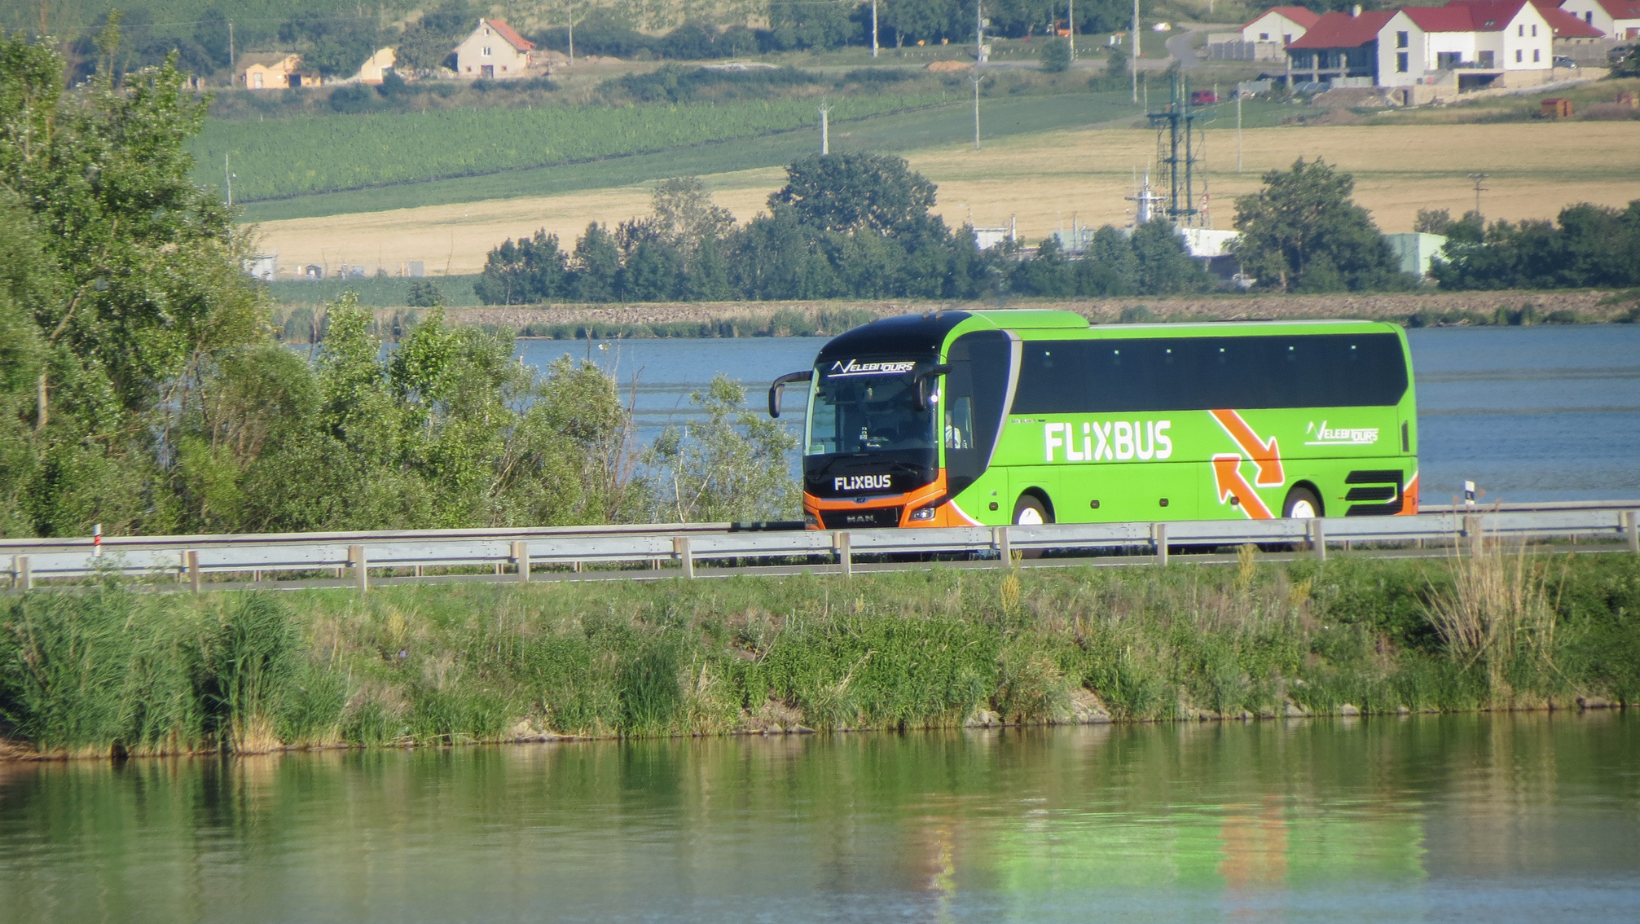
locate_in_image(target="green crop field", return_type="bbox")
[193,95,949,202]
[237,91,1144,222]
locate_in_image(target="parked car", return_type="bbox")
[1552,55,1577,68]
[1190,90,1218,105]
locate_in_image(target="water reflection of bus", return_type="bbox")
[769,311,1418,530]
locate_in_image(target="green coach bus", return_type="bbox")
[768,310,1418,530]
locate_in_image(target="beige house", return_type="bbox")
[453,19,535,79]
[239,53,320,89]
[353,47,397,84]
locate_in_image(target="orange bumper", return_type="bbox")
[804,471,980,529]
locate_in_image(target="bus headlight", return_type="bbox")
[909,504,937,522]
[804,512,821,529]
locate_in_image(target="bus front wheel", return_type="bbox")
[1282,486,1322,519]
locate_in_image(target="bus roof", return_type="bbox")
[958,311,1400,341]
[816,311,1404,363]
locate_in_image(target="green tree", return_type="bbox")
[1040,37,1072,73]
[883,0,959,45]
[1011,237,1076,296]
[1413,208,1484,244]
[651,176,736,254]
[770,152,939,236]
[570,223,621,302]
[1231,158,1403,292]
[0,33,261,537]
[1074,224,1138,295]
[645,376,798,523]
[1130,220,1211,295]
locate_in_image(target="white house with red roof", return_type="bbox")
[1376,1,1554,89]
[1530,0,1608,52]
[1211,6,1322,60]
[1242,6,1324,44]
[454,19,536,79]
[1557,0,1640,37]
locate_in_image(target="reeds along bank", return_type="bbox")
[1,550,1636,758]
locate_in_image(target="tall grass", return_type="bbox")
[3,553,1636,759]
[1424,537,1562,704]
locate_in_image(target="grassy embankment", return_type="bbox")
[3,549,1637,759]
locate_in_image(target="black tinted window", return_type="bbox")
[1011,333,1407,414]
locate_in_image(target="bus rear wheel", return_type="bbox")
[1282,486,1322,519]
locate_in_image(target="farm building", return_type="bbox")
[1557,0,1640,37]
[239,53,320,89]
[454,19,535,79]
[353,47,397,84]
[1386,233,1449,277]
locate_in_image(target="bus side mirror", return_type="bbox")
[768,370,812,419]
[911,364,951,413]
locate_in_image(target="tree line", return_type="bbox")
[1422,201,1640,291]
[0,35,793,540]
[475,155,1220,305]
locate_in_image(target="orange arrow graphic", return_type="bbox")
[1211,409,1284,487]
[1213,454,1273,519]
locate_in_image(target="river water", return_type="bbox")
[2,713,1636,923]
[519,323,1640,504]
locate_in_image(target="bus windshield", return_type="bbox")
[805,364,936,456]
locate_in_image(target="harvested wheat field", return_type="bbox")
[252,121,1640,276]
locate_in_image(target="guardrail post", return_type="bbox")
[1463,515,1483,558]
[995,526,1011,565]
[673,537,694,579]
[834,531,853,578]
[1153,523,1168,566]
[1309,519,1326,561]
[512,540,530,583]
[1626,511,1639,555]
[349,545,368,593]
[14,555,30,591]
[186,550,201,593]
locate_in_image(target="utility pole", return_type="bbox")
[225,153,233,207]
[819,100,830,154]
[227,20,235,84]
[972,73,982,150]
[567,3,575,66]
[872,0,879,58]
[1067,0,1075,61]
[1236,90,1243,172]
[1131,0,1140,103]
[1468,173,1488,219]
[977,1,985,65]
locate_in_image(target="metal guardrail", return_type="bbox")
[5,503,1638,592]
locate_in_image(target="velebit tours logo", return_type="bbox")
[828,359,918,377]
[1304,420,1380,446]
